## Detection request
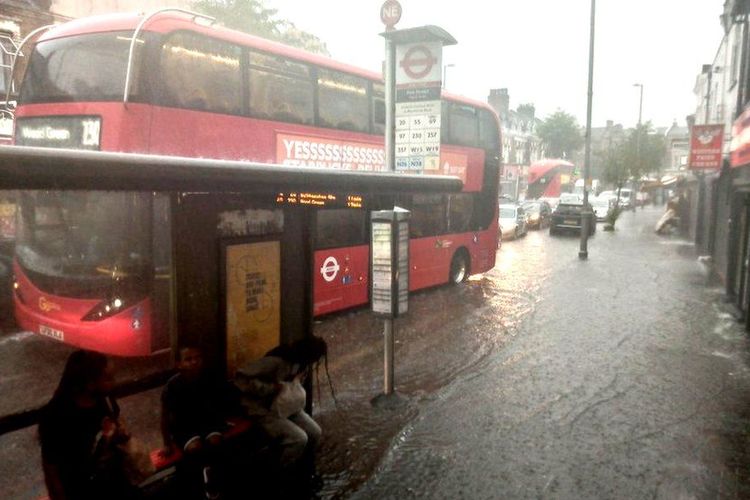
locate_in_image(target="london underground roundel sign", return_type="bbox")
[380,0,402,29]
[400,45,437,80]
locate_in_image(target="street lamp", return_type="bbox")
[442,63,455,89]
[579,0,596,260]
[632,83,644,211]
[633,83,643,127]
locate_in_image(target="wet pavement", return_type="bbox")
[313,206,750,499]
[4,206,750,499]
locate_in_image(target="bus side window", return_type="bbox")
[409,194,447,238]
[247,51,314,124]
[448,194,474,233]
[315,209,367,249]
[478,109,500,152]
[158,32,242,115]
[372,83,385,135]
[317,69,369,133]
[448,103,478,147]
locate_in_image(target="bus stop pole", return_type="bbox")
[383,36,396,395]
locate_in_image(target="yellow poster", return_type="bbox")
[225,241,280,377]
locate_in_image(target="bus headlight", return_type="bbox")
[82,295,129,321]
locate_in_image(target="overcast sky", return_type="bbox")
[268,0,724,129]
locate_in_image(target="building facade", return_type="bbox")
[689,0,750,326]
[487,88,543,200]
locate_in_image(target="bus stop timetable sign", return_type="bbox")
[395,41,442,174]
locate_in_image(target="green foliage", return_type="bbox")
[537,110,584,159]
[605,205,623,228]
[191,0,330,55]
[600,122,665,189]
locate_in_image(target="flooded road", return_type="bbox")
[3,206,750,499]
[314,207,750,499]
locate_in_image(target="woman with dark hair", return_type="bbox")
[39,350,134,499]
[234,335,333,470]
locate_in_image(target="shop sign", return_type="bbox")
[689,124,724,170]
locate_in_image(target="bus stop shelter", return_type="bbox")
[0,145,462,434]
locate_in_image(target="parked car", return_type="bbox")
[550,201,596,236]
[590,197,613,222]
[522,200,552,229]
[615,188,633,209]
[559,193,584,205]
[499,204,528,239]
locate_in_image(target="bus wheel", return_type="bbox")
[449,250,470,284]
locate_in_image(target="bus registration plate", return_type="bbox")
[564,219,576,225]
[39,324,64,341]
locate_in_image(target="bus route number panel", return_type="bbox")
[395,101,441,173]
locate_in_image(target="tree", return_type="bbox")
[536,110,584,159]
[602,122,666,203]
[191,0,330,55]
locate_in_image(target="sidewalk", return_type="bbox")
[313,206,750,499]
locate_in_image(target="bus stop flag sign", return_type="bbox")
[395,41,442,174]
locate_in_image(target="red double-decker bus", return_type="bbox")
[10,10,500,356]
[526,159,575,201]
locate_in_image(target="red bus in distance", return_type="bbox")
[11,10,500,356]
[526,159,576,201]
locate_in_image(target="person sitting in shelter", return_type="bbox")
[234,336,332,472]
[160,346,238,499]
[39,350,137,500]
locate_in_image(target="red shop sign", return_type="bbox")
[689,124,724,170]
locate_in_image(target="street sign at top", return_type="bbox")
[381,0,402,30]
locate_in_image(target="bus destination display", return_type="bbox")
[275,192,364,209]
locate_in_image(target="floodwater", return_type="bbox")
[3,206,750,499]
[314,206,750,499]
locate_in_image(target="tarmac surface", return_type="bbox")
[314,206,750,499]
[3,206,750,499]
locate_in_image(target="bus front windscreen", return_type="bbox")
[16,191,151,299]
[19,31,149,104]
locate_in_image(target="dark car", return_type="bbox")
[549,202,595,236]
[522,201,552,229]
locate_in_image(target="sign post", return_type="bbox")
[375,8,455,406]
[370,208,410,405]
